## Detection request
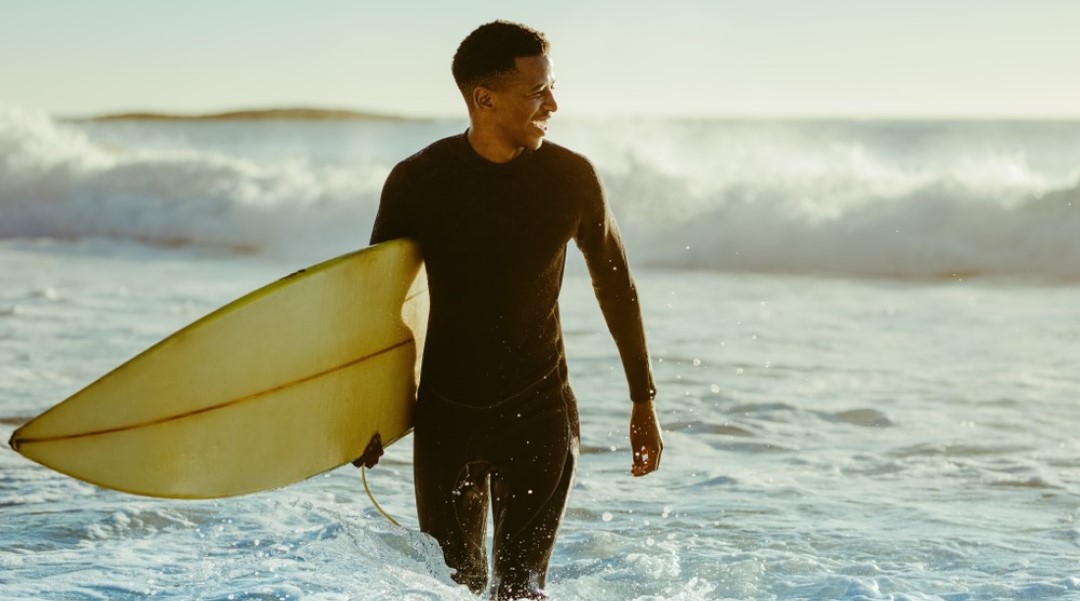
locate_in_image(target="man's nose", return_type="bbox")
[543,89,558,113]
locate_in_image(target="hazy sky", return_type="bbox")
[3,0,1079,119]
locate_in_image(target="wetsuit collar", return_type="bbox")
[458,131,537,171]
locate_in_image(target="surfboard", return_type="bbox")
[8,239,428,499]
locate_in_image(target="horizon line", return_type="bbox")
[52,105,1080,123]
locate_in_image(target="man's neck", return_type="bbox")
[466,127,525,164]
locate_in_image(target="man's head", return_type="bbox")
[453,21,558,160]
[452,21,549,106]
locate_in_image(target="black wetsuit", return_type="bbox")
[371,133,654,599]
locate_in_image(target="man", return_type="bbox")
[367,20,662,600]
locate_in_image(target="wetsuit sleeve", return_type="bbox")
[370,162,414,245]
[573,163,657,404]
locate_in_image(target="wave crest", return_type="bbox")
[1,106,381,257]
[4,107,1080,277]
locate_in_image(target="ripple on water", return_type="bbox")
[889,443,1032,459]
[729,402,800,415]
[0,415,32,426]
[665,420,755,437]
[690,475,739,489]
[826,408,896,428]
[710,440,794,454]
[989,477,1061,490]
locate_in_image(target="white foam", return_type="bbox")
[0,106,382,260]
[560,119,1080,278]
[3,106,1080,277]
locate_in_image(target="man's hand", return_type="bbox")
[630,400,663,477]
[351,432,384,469]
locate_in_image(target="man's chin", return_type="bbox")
[526,124,549,149]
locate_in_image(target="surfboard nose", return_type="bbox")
[9,427,24,452]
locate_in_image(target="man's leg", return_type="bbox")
[490,443,577,600]
[488,385,579,600]
[414,396,490,593]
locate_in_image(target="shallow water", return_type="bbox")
[2,241,1079,600]
[4,112,1080,599]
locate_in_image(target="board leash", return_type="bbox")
[360,466,401,527]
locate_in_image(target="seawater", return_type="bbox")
[1,108,1079,600]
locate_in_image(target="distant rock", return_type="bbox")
[82,107,410,122]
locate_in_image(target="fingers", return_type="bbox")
[631,444,662,477]
[629,400,663,477]
[351,432,384,469]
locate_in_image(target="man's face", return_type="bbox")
[488,54,558,152]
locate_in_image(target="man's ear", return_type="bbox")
[472,86,495,111]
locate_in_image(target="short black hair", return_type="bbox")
[452,21,549,101]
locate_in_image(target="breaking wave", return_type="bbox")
[3,105,1079,277]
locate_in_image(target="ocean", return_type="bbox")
[2,105,1079,600]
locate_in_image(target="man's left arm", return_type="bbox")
[573,162,663,476]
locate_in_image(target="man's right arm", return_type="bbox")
[354,163,412,471]
[370,163,412,245]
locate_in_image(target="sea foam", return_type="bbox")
[3,106,1079,277]
[1,106,379,258]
